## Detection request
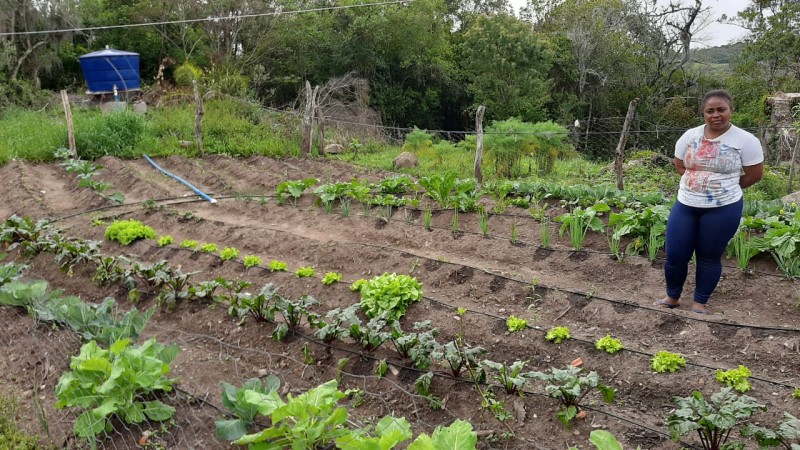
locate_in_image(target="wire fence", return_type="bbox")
[194,91,798,165]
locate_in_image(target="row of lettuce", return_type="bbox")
[276,174,800,278]
[2,214,800,449]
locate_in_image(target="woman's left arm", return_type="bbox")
[740,163,764,189]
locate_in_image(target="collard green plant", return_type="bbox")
[480,360,534,395]
[275,178,318,205]
[232,379,350,449]
[271,294,319,341]
[55,338,179,442]
[667,388,764,450]
[419,173,458,209]
[216,376,280,442]
[432,340,486,378]
[335,416,413,450]
[390,320,440,370]
[360,272,423,321]
[406,419,477,450]
[0,259,28,286]
[742,412,800,449]
[104,220,156,245]
[529,366,616,428]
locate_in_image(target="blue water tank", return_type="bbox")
[78,47,141,94]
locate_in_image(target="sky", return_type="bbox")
[677,0,751,48]
[510,0,752,48]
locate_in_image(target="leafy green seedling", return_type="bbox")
[200,243,219,253]
[104,220,156,245]
[180,239,198,250]
[220,247,239,261]
[269,260,288,272]
[295,266,316,278]
[529,366,616,429]
[651,350,686,373]
[349,279,368,292]
[243,255,261,269]
[715,365,751,393]
[322,272,343,285]
[545,326,571,344]
[506,315,528,332]
[595,335,623,354]
[157,235,173,247]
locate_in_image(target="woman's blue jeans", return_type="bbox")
[664,198,743,304]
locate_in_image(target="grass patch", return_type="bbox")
[0,391,52,449]
[0,109,66,164]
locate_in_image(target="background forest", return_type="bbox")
[1,0,798,137]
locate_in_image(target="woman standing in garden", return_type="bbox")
[656,90,764,314]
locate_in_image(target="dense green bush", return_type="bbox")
[74,109,153,159]
[485,118,573,177]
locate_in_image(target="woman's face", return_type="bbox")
[702,96,732,133]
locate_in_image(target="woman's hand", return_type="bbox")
[674,158,686,175]
[740,163,764,189]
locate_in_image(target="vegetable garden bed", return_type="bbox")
[0,155,798,449]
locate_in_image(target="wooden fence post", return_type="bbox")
[316,105,325,156]
[474,105,486,184]
[192,80,205,156]
[300,81,315,158]
[614,98,638,191]
[60,90,76,157]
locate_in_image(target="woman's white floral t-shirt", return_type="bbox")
[675,124,763,208]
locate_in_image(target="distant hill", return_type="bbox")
[692,42,745,65]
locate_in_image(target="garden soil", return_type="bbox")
[0,155,798,449]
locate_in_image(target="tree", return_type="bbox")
[457,14,555,123]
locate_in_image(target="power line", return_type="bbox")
[0,0,412,37]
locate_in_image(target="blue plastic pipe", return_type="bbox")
[143,154,217,204]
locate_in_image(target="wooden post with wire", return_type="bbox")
[60,90,76,157]
[474,105,486,184]
[614,98,638,191]
[192,80,205,156]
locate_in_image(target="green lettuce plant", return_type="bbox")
[220,247,239,261]
[104,220,156,245]
[715,365,752,393]
[595,335,623,354]
[157,235,173,247]
[322,272,343,285]
[269,260,288,272]
[359,273,423,321]
[243,255,261,268]
[651,350,686,373]
[545,326,571,344]
[506,315,528,332]
[295,266,316,278]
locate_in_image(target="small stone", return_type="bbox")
[498,308,506,313]
[573,430,580,436]
[257,369,268,377]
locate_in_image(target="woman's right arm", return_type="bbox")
[674,158,686,175]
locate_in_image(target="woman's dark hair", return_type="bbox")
[700,90,733,113]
